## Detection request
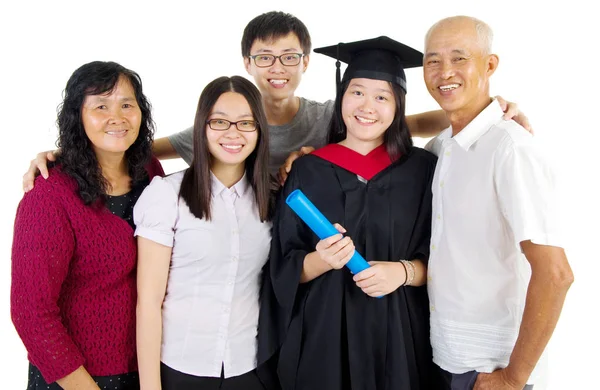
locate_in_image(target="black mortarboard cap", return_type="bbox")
[314,36,423,94]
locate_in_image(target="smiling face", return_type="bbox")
[244,32,309,102]
[81,76,141,160]
[341,78,396,152]
[423,18,498,118]
[206,92,258,171]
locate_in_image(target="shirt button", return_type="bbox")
[223,307,230,313]
[232,256,238,262]
[430,305,435,312]
[431,244,436,250]
[228,280,234,285]
[440,181,445,188]
[232,229,238,235]
[445,151,451,156]
[427,276,432,282]
[436,214,441,220]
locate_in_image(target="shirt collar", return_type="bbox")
[452,99,505,151]
[211,171,250,198]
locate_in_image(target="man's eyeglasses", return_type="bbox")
[247,53,304,68]
[206,119,258,132]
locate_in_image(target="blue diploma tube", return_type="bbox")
[286,189,370,274]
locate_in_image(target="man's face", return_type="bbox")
[423,20,497,116]
[244,32,309,101]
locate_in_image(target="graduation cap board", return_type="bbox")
[314,36,423,94]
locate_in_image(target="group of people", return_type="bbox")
[11,10,572,390]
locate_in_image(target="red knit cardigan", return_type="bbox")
[10,158,163,383]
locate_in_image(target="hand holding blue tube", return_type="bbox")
[286,189,370,274]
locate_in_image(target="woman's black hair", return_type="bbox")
[56,61,154,205]
[179,76,271,222]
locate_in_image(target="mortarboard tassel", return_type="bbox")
[335,43,341,97]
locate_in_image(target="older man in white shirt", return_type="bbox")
[423,15,573,390]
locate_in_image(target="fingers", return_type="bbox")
[283,151,302,174]
[282,147,316,175]
[22,160,37,192]
[278,166,288,186]
[38,156,50,179]
[495,95,507,110]
[361,286,384,297]
[299,146,315,155]
[353,267,375,282]
[316,234,354,270]
[332,223,347,234]
[518,114,534,134]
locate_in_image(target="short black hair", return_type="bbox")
[241,11,311,56]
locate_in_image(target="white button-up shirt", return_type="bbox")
[425,101,561,383]
[134,171,271,378]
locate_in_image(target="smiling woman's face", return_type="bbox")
[81,76,141,159]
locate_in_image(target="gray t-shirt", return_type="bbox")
[167,97,334,175]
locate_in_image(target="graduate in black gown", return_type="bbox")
[265,37,440,390]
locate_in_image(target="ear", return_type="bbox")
[244,56,252,75]
[302,54,310,73]
[486,54,499,77]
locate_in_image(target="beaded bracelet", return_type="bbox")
[400,260,415,286]
[399,260,409,286]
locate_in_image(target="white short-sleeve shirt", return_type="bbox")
[425,101,562,383]
[134,171,272,378]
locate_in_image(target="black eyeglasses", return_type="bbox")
[247,53,304,68]
[206,119,258,132]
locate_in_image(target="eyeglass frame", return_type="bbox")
[205,119,258,132]
[247,53,305,68]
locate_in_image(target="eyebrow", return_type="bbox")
[254,48,301,54]
[349,83,392,94]
[425,49,469,58]
[210,111,254,119]
[88,96,136,102]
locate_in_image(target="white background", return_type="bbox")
[0,1,596,388]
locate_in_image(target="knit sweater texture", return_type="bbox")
[11,158,163,383]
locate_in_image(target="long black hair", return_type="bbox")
[327,79,412,159]
[56,61,154,204]
[179,76,271,222]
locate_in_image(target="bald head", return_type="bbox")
[425,16,493,56]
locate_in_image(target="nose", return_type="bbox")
[108,106,126,124]
[359,99,375,114]
[440,60,455,79]
[223,124,242,138]
[268,58,285,74]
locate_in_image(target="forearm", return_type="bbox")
[300,251,333,283]
[55,366,99,390]
[406,109,449,138]
[505,259,573,384]
[137,303,164,390]
[152,137,180,160]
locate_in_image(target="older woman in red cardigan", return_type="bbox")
[11,61,163,390]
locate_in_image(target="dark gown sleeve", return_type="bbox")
[271,161,316,324]
[406,151,435,264]
[257,160,315,365]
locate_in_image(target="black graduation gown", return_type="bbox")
[267,145,438,390]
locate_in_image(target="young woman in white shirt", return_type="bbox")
[134,76,275,390]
